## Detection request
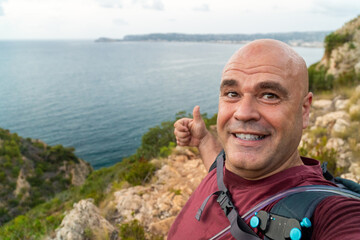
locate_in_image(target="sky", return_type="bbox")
[0,0,359,40]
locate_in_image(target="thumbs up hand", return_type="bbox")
[174,106,207,147]
[174,106,222,171]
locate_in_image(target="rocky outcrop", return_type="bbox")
[13,167,31,199]
[319,16,360,77]
[301,85,360,180]
[50,199,118,240]
[59,158,92,186]
[53,148,206,239]
[0,128,93,225]
[110,147,206,237]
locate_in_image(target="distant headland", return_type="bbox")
[95,31,330,47]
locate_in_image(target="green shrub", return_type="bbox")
[125,111,217,163]
[11,166,20,178]
[349,42,356,50]
[0,208,9,218]
[27,175,43,187]
[0,215,45,240]
[137,121,176,160]
[334,69,360,88]
[324,32,352,57]
[119,220,146,240]
[159,142,176,158]
[8,199,19,208]
[350,110,360,121]
[46,145,79,163]
[124,161,156,186]
[204,113,217,129]
[84,227,94,239]
[169,188,182,195]
[299,136,345,176]
[308,62,333,92]
[0,171,6,182]
[308,127,328,139]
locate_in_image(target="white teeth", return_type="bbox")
[235,133,265,141]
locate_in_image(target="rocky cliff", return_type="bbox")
[301,85,360,181]
[0,129,93,226]
[317,15,360,80]
[49,147,206,240]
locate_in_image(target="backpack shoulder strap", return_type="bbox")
[249,190,339,240]
[196,150,260,240]
[321,162,360,194]
[270,191,337,221]
[215,151,260,240]
[209,158,217,172]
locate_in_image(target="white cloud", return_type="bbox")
[133,0,164,11]
[193,3,209,12]
[113,18,128,25]
[96,0,123,8]
[311,0,360,16]
[0,0,7,16]
[95,0,164,10]
[0,0,359,39]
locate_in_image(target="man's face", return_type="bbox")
[217,41,312,179]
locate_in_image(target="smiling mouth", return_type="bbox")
[234,133,267,141]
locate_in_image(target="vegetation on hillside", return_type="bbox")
[309,62,360,92]
[0,129,89,226]
[324,32,353,57]
[308,62,334,92]
[96,31,329,44]
[299,85,360,177]
[308,15,360,92]
[0,111,217,239]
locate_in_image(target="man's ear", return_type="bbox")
[302,92,313,129]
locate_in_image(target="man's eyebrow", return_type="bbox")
[257,81,289,96]
[220,79,238,89]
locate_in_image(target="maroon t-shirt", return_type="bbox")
[168,157,360,239]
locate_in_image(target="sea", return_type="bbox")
[0,41,325,169]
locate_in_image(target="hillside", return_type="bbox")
[96,31,329,47]
[0,129,92,226]
[309,15,360,91]
[1,16,360,240]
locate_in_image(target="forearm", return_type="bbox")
[198,131,223,171]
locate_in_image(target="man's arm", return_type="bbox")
[173,106,222,171]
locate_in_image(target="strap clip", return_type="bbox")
[217,190,235,216]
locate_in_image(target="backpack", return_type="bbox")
[195,150,360,240]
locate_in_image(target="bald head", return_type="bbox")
[224,39,309,96]
[217,39,314,180]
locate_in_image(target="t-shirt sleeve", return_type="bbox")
[311,195,360,240]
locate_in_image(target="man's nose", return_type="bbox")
[233,95,261,122]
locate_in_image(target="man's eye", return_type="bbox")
[226,92,238,98]
[262,93,278,100]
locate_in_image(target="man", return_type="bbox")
[168,39,360,239]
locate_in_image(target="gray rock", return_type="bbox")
[315,111,350,128]
[331,119,350,135]
[334,99,350,111]
[312,100,333,111]
[51,199,118,240]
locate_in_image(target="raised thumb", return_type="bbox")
[192,105,202,123]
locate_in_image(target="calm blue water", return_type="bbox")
[0,41,324,169]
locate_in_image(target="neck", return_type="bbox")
[226,151,304,181]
